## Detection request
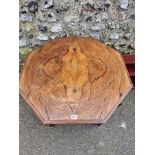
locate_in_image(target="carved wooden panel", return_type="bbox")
[20,37,132,124]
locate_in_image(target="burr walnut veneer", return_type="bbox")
[20,37,132,125]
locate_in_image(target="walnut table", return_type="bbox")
[20,37,132,125]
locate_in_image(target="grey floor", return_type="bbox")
[19,89,135,155]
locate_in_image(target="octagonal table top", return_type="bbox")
[19,37,132,124]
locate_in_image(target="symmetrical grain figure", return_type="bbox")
[20,37,132,124]
[61,42,88,101]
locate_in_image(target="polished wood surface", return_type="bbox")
[20,37,132,124]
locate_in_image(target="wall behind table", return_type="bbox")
[19,0,135,70]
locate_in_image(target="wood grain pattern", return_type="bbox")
[20,37,132,124]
